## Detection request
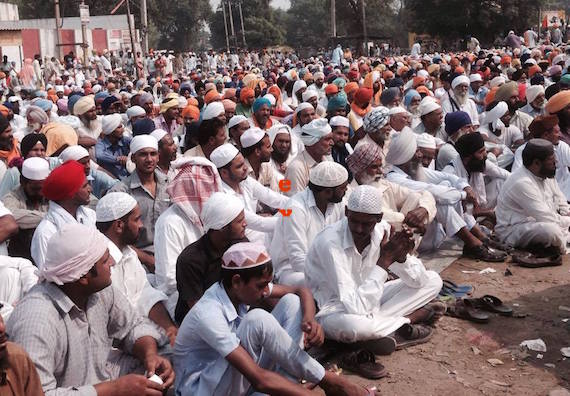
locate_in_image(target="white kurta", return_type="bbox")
[441,95,480,126]
[0,256,38,321]
[305,218,442,342]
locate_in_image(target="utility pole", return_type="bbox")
[54,0,63,59]
[331,0,336,38]
[228,0,237,49]
[125,0,138,79]
[140,0,148,54]
[222,2,230,53]
[238,0,246,47]
[79,1,89,65]
[361,0,367,56]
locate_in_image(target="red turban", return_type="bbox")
[240,87,255,103]
[354,88,373,106]
[42,160,86,201]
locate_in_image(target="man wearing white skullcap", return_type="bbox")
[270,161,348,287]
[413,97,447,143]
[240,127,280,192]
[308,71,328,108]
[96,192,177,345]
[211,143,288,246]
[228,114,250,148]
[110,134,169,266]
[468,73,488,114]
[290,102,316,152]
[126,105,147,124]
[174,192,246,322]
[302,89,326,117]
[441,75,479,126]
[2,157,50,260]
[386,130,507,261]
[95,114,131,178]
[285,118,334,196]
[174,241,366,396]
[520,85,546,118]
[416,133,437,169]
[388,106,411,133]
[150,129,178,182]
[267,123,294,178]
[329,115,351,171]
[305,184,443,351]
[202,101,226,123]
[8,222,175,394]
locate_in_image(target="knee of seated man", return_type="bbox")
[275,293,301,311]
[242,308,279,333]
[425,270,443,292]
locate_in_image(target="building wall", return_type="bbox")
[92,29,108,53]
[21,29,39,59]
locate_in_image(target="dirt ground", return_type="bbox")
[321,256,570,395]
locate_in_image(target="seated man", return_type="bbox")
[496,139,570,256]
[270,161,349,287]
[240,127,280,192]
[174,241,371,396]
[96,192,178,345]
[175,192,247,324]
[0,256,37,322]
[95,114,131,179]
[0,201,17,256]
[386,129,506,261]
[8,223,175,395]
[267,123,293,179]
[329,116,351,172]
[436,111,473,170]
[305,186,443,350]
[2,157,49,261]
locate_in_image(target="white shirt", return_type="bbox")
[270,188,345,278]
[441,94,480,126]
[31,201,96,269]
[0,201,11,255]
[109,241,167,317]
[153,204,203,317]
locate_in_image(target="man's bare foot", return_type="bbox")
[320,371,380,395]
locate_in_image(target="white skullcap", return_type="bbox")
[222,242,270,269]
[553,54,565,65]
[484,101,508,126]
[96,192,137,222]
[309,161,348,187]
[92,84,102,93]
[150,129,168,142]
[302,89,318,102]
[200,192,244,232]
[59,145,90,162]
[492,55,501,65]
[295,102,314,115]
[451,75,470,89]
[101,114,123,135]
[130,134,158,154]
[301,118,332,146]
[490,76,506,88]
[347,185,383,215]
[55,85,64,92]
[21,157,50,180]
[293,80,307,95]
[267,123,291,145]
[202,101,225,120]
[126,105,146,120]
[39,223,108,285]
[228,114,248,129]
[263,93,276,106]
[418,97,441,116]
[526,85,545,103]
[434,87,447,101]
[469,74,483,83]
[210,143,239,168]
[178,96,188,108]
[388,106,408,116]
[8,96,20,103]
[416,133,436,149]
[240,127,266,148]
[524,58,537,65]
[385,128,417,165]
[329,116,350,128]
[417,69,429,79]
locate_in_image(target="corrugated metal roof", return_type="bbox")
[0,14,130,31]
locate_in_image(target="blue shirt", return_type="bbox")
[95,136,131,179]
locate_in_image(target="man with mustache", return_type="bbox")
[441,75,479,127]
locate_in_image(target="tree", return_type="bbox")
[285,0,329,48]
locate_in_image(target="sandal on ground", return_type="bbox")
[465,295,513,316]
[445,298,489,323]
[462,244,507,262]
[419,300,447,326]
[511,252,562,268]
[339,349,388,380]
[394,323,433,350]
[349,336,397,356]
[439,280,474,298]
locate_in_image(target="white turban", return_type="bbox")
[263,93,276,106]
[22,157,50,180]
[314,71,325,80]
[210,143,239,168]
[526,85,545,104]
[267,123,291,145]
[202,101,225,121]
[228,115,248,129]
[469,74,483,83]
[484,101,508,129]
[418,97,441,116]
[385,128,417,165]
[451,75,470,89]
[74,96,95,116]
[295,102,313,115]
[417,69,429,79]
[200,192,244,232]
[178,96,188,108]
[240,127,266,148]
[301,118,332,146]
[309,161,348,187]
[102,114,123,135]
[26,105,50,125]
[302,89,318,102]
[38,223,109,285]
[59,145,90,162]
[347,185,383,215]
[150,129,168,142]
[490,76,506,88]
[416,133,436,149]
[126,105,146,120]
[329,116,350,128]
[96,192,137,222]
[130,135,158,154]
[388,106,408,116]
[293,80,307,95]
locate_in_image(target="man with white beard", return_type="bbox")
[385,129,506,261]
[441,75,479,127]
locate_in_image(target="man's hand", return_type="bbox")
[301,318,325,348]
[144,353,175,389]
[490,147,503,157]
[378,227,415,267]
[403,207,429,230]
[463,187,478,206]
[110,374,164,396]
[118,156,128,166]
[165,326,178,347]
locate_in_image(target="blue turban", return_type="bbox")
[380,87,400,106]
[404,89,421,108]
[35,98,53,112]
[444,111,472,136]
[252,97,271,113]
[67,93,84,115]
[94,92,110,102]
[326,93,348,113]
[333,77,346,90]
[132,118,156,136]
[101,96,119,114]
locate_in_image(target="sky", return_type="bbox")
[209,0,291,11]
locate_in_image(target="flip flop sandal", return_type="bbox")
[512,252,562,268]
[339,349,388,380]
[465,295,513,316]
[350,336,397,356]
[420,301,447,326]
[445,299,490,323]
[443,280,474,294]
[462,244,507,262]
[394,323,433,350]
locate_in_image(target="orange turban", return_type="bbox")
[0,105,9,118]
[383,70,395,80]
[412,76,426,88]
[528,65,541,77]
[181,104,200,120]
[204,90,221,104]
[187,97,199,107]
[353,87,373,106]
[546,91,570,114]
[416,86,432,97]
[455,66,465,74]
[484,87,499,107]
[240,87,255,103]
[500,56,512,65]
[344,82,359,96]
[268,85,281,100]
[325,84,339,95]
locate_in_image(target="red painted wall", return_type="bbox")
[60,29,75,55]
[21,29,40,59]
[92,29,108,53]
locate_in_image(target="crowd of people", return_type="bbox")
[0,30,570,395]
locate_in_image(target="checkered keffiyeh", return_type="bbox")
[346,143,383,176]
[363,106,390,134]
[166,158,223,227]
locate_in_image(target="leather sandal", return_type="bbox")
[482,237,513,253]
[445,298,489,323]
[339,349,388,379]
[420,300,447,326]
[512,252,562,268]
[465,295,513,316]
[394,323,433,350]
[350,336,397,356]
[462,244,506,262]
